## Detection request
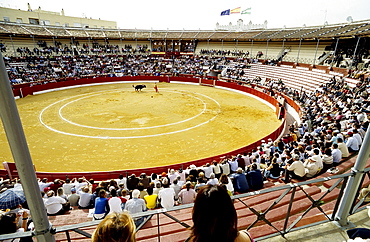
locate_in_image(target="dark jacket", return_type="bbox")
[232,173,249,193]
[247,169,264,191]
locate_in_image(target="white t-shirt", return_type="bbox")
[108,197,122,213]
[354,133,362,146]
[220,163,230,175]
[211,164,221,174]
[158,188,175,209]
[74,182,88,192]
[63,183,75,195]
[116,178,127,189]
[78,192,92,207]
[201,166,213,179]
[38,182,52,192]
[44,196,66,214]
[168,173,179,184]
[311,155,323,169]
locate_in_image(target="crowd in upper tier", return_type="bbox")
[5,55,229,85]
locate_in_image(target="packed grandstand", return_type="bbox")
[0,13,370,242]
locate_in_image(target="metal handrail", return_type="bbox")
[2,168,369,241]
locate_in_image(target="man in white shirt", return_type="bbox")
[115,174,127,190]
[332,144,342,164]
[311,149,323,171]
[38,178,53,192]
[336,131,344,142]
[78,186,92,209]
[170,179,181,201]
[74,177,90,192]
[357,111,365,123]
[167,169,179,184]
[206,173,218,186]
[220,160,230,176]
[263,145,271,158]
[158,183,175,209]
[201,163,213,179]
[273,152,282,164]
[210,161,222,179]
[346,132,360,152]
[304,157,320,178]
[108,189,122,214]
[355,124,366,139]
[44,190,69,215]
[283,154,306,183]
[352,129,362,146]
[228,157,239,173]
[62,178,75,196]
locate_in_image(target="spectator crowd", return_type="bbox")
[0,52,369,241]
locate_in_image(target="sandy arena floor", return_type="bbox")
[0,82,281,172]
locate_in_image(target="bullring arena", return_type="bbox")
[1,80,281,172]
[0,7,370,242]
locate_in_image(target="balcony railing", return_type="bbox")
[1,165,368,241]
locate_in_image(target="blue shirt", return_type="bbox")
[94,197,108,214]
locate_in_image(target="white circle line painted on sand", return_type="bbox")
[39,87,222,139]
[39,111,220,139]
[58,89,208,130]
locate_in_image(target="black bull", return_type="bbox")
[133,84,146,91]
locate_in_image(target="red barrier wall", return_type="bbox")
[7,76,286,180]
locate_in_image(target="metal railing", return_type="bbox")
[2,165,368,242]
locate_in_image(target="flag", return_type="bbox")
[230,7,241,14]
[220,9,230,16]
[241,7,251,14]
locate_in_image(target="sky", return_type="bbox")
[0,0,369,30]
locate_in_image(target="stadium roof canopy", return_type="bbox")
[0,19,369,41]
